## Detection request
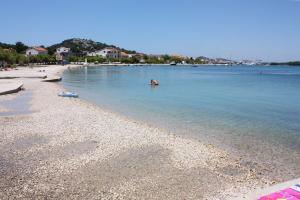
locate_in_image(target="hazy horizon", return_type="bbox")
[1,0,300,62]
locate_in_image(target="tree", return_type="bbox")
[47,48,55,55]
[29,55,38,63]
[16,54,29,65]
[67,56,79,63]
[162,54,171,62]
[0,48,18,66]
[15,42,28,53]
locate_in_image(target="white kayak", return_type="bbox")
[58,92,79,98]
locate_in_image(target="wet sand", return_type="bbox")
[0,65,282,199]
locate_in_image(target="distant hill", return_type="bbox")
[47,38,136,55]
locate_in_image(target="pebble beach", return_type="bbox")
[0,65,282,199]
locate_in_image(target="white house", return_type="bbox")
[87,51,101,57]
[87,47,121,59]
[55,46,71,61]
[26,47,48,56]
[56,47,70,54]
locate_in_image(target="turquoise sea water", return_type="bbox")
[62,65,300,171]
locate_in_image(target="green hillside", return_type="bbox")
[47,38,136,55]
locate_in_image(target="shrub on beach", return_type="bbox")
[28,54,56,65]
[0,48,20,67]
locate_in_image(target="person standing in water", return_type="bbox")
[150,79,159,86]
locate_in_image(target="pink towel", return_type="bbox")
[258,185,300,200]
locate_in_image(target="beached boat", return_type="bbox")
[42,76,62,82]
[0,81,23,95]
[58,92,79,98]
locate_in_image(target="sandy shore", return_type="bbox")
[0,65,274,199]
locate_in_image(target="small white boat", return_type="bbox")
[42,76,62,82]
[58,92,79,98]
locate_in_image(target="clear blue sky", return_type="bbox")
[0,0,299,61]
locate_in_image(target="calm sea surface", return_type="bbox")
[62,65,300,169]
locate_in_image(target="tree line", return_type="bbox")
[0,41,207,68]
[0,42,57,67]
[0,47,57,67]
[270,61,300,66]
[69,54,205,65]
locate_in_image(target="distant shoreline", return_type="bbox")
[71,63,300,67]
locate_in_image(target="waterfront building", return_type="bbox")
[87,47,121,58]
[25,47,48,56]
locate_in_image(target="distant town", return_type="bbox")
[0,38,299,67]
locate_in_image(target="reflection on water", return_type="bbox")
[0,91,33,116]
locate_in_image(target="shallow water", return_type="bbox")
[62,65,300,176]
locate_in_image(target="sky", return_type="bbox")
[0,0,299,61]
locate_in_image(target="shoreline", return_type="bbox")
[62,65,300,183]
[0,65,286,199]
